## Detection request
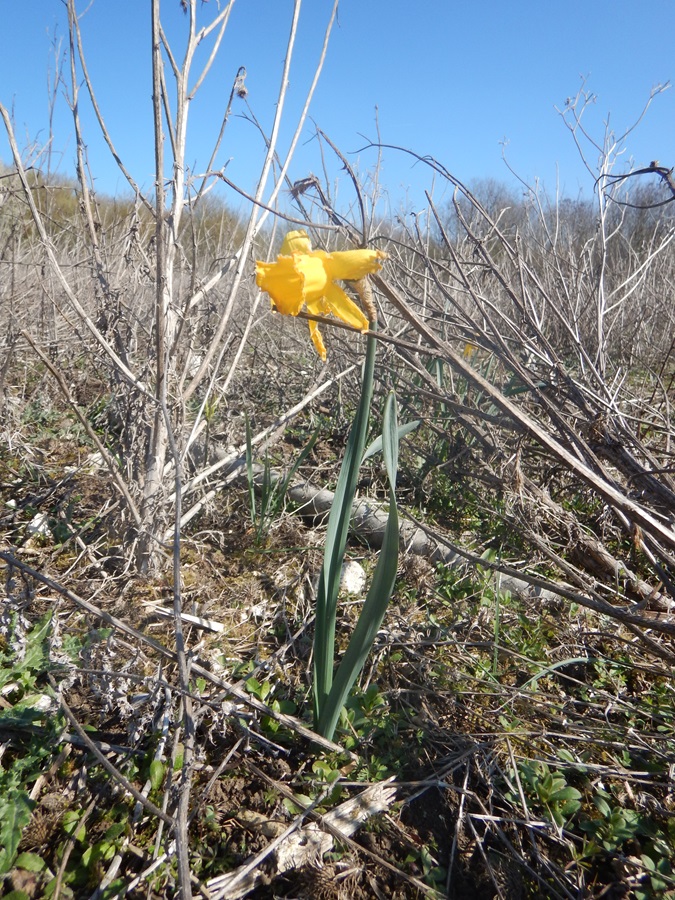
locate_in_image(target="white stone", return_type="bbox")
[26,512,51,537]
[64,450,105,475]
[340,560,367,595]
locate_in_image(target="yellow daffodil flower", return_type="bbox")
[256,230,386,360]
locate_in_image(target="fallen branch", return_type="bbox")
[244,470,675,638]
[206,777,399,899]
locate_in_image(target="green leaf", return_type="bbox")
[0,791,34,874]
[99,879,126,900]
[312,759,340,783]
[149,759,165,793]
[245,414,257,526]
[0,614,54,694]
[14,851,47,873]
[43,876,74,899]
[21,613,53,674]
[362,419,419,462]
[593,794,612,818]
[317,392,400,741]
[313,330,378,725]
[549,786,582,803]
[0,704,50,729]
[98,840,116,862]
[245,677,271,701]
[282,797,301,816]
[104,822,126,842]
[61,810,87,843]
[550,806,564,828]
[173,744,184,771]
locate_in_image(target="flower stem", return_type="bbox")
[313,325,378,727]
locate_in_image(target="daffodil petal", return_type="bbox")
[305,295,331,317]
[308,320,327,361]
[280,230,312,255]
[256,257,305,315]
[320,248,387,282]
[293,253,329,302]
[323,282,370,332]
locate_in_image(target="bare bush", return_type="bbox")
[1,0,344,575]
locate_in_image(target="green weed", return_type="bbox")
[0,614,63,876]
[515,760,582,830]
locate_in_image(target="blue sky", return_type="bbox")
[1,0,672,213]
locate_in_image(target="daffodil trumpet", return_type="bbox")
[255,230,386,359]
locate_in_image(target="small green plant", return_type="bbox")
[0,762,36,877]
[244,676,297,736]
[417,844,447,891]
[342,683,389,742]
[244,675,273,704]
[517,760,582,830]
[245,417,320,543]
[579,790,643,853]
[79,821,127,872]
[202,394,220,465]
[0,613,63,875]
[575,791,675,898]
[477,550,510,679]
[637,852,675,899]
